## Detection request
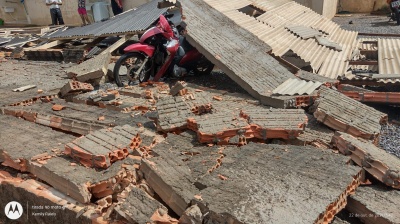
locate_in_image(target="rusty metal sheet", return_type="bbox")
[272,78,322,96]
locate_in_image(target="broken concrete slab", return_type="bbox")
[142,132,362,223]
[295,115,335,149]
[346,185,400,224]
[64,125,156,168]
[181,0,296,108]
[194,143,362,224]
[170,81,188,96]
[0,175,101,224]
[66,53,111,83]
[1,99,138,135]
[311,86,387,141]
[27,157,92,204]
[187,112,250,144]
[332,131,400,189]
[155,95,193,132]
[114,187,168,223]
[27,156,137,203]
[59,80,94,98]
[0,115,75,171]
[240,107,308,139]
[140,141,200,216]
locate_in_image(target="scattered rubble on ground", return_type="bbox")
[1,0,400,223]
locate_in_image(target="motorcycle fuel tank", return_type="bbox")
[139,27,163,44]
[124,43,155,57]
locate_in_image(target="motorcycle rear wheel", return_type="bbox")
[113,52,151,87]
[193,57,214,76]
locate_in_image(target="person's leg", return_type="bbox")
[79,14,86,25]
[50,9,57,25]
[56,8,64,25]
[84,14,91,24]
[78,8,86,25]
[395,9,400,25]
[111,1,118,16]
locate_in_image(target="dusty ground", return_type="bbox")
[0,60,75,105]
[333,14,400,36]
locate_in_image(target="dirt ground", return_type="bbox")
[333,14,400,36]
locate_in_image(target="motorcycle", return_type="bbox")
[113,14,214,87]
[389,0,400,25]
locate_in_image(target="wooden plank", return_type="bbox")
[30,40,69,50]
[99,35,131,55]
[349,60,378,65]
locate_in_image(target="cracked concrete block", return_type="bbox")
[181,0,296,108]
[0,115,74,172]
[59,80,94,98]
[332,131,400,189]
[170,81,188,96]
[0,177,100,223]
[346,185,400,224]
[141,131,362,223]
[312,86,387,141]
[66,53,111,82]
[140,142,200,216]
[114,187,167,223]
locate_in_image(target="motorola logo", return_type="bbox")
[4,201,23,220]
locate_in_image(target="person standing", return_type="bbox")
[389,0,400,25]
[78,0,91,26]
[111,0,123,16]
[46,0,64,25]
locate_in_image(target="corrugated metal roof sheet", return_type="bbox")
[1,36,39,48]
[273,78,322,96]
[0,37,12,45]
[182,0,296,108]
[340,73,400,84]
[250,0,293,11]
[285,25,322,39]
[358,38,378,51]
[203,0,252,12]
[46,0,167,39]
[297,70,339,84]
[204,0,358,79]
[378,38,400,75]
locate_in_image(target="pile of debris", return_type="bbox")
[0,0,399,224]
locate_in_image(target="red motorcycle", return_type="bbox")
[113,14,214,86]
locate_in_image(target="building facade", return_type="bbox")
[0,0,150,26]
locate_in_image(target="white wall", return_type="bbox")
[0,0,151,26]
[295,0,338,19]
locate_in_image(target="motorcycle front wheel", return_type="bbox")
[113,52,151,87]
